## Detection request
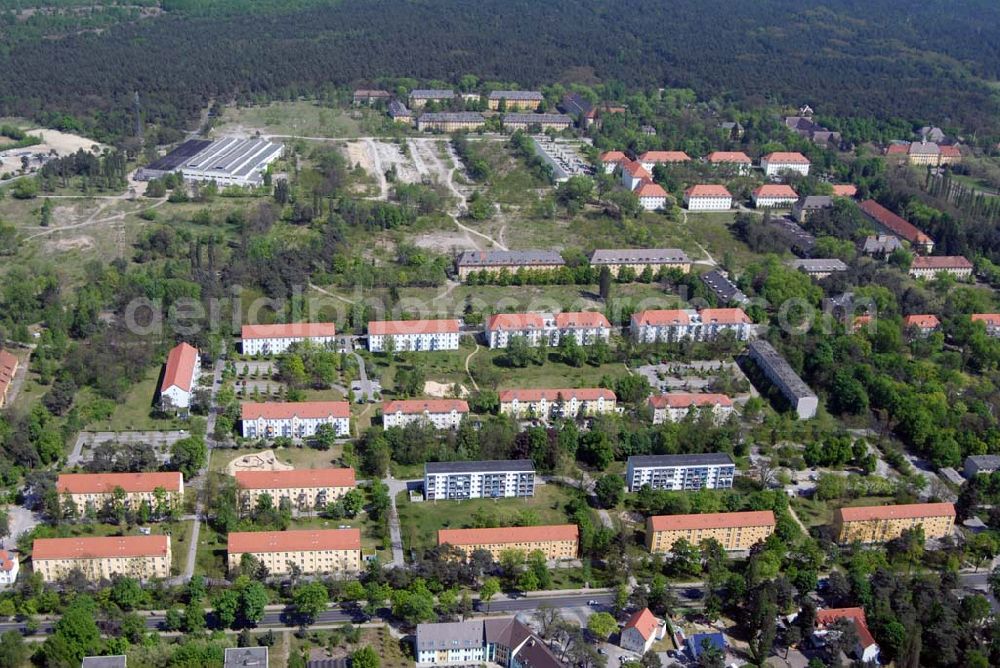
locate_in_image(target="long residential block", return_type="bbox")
[589,248,691,277]
[367,319,460,352]
[646,511,775,553]
[235,468,356,512]
[240,322,337,356]
[649,393,734,424]
[832,502,955,544]
[415,617,561,668]
[485,312,611,349]
[760,152,810,177]
[57,472,184,516]
[626,453,736,492]
[240,401,351,439]
[499,388,616,419]
[455,250,565,280]
[438,524,579,561]
[32,535,171,582]
[424,460,535,501]
[859,200,934,254]
[227,528,361,575]
[631,308,753,343]
[382,399,469,430]
[747,340,818,419]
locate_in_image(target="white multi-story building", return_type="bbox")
[649,393,734,424]
[972,313,1000,336]
[761,151,811,177]
[635,180,668,211]
[159,342,200,413]
[637,151,691,172]
[705,151,752,175]
[240,322,336,356]
[499,388,616,420]
[367,319,461,352]
[415,618,561,668]
[683,185,732,211]
[748,340,818,419]
[485,312,611,348]
[626,453,736,492]
[424,460,535,501]
[240,401,350,439]
[909,256,973,280]
[0,550,18,585]
[621,160,653,190]
[751,184,799,208]
[631,308,753,343]
[382,399,469,430]
[599,151,626,174]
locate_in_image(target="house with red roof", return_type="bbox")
[367,319,461,353]
[751,184,798,208]
[635,180,668,211]
[902,314,940,336]
[620,608,666,653]
[706,151,752,175]
[241,322,337,356]
[683,184,732,211]
[228,528,361,575]
[648,393,734,424]
[631,308,753,344]
[240,401,351,439]
[499,388,617,420]
[621,160,653,191]
[160,342,200,413]
[599,151,627,174]
[485,312,611,348]
[0,549,18,585]
[909,255,972,280]
[813,608,880,664]
[235,468,356,512]
[761,152,810,177]
[638,150,691,171]
[382,399,469,430]
[971,313,1000,336]
[831,184,858,198]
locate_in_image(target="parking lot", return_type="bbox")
[68,430,188,466]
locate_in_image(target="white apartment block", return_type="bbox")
[621,160,652,190]
[626,453,736,492]
[368,319,461,352]
[649,393,734,424]
[499,388,617,420]
[159,342,200,412]
[240,322,336,356]
[631,308,753,344]
[485,312,611,349]
[761,152,811,177]
[683,185,732,211]
[424,460,535,501]
[751,184,799,208]
[382,399,469,430]
[240,401,350,439]
[636,180,669,211]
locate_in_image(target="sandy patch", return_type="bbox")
[0,128,107,175]
[343,141,374,173]
[225,449,294,476]
[423,381,469,398]
[412,230,480,253]
[45,236,94,252]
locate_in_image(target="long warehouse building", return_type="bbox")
[138,137,282,187]
[747,340,818,419]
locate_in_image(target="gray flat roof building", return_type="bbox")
[748,340,818,419]
[82,658,127,668]
[418,112,485,123]
[701,269,749,305]
[456,250,565,269]
[410,89,456,99]
[489,90,544,101]
[502,113,573,127]
[425,459,535,474]
[590,248,690,265]
[177,137,284,187]
[389,100,411,119]
[628,453,734,468]
[965,455,1000,479]
[789,258,848,276]
[224,647,269,668]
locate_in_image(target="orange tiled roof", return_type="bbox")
[0,550,14,572]
[939,145,962,158]
[831,185,858,197]
[0,350,17,399]
[241,323,336,339]
[161,342,198,393]
[816,608,877,648]
[835,502,955,522]
[685,184,732,198]
[555,312,611,328]
[885,144,909,156]
[649,393,733,409]
[763,151,810,164]
[859,200,932,245]
[382,399,469,414]
[635,180,668,198]
[700,307,752,324]
[903,314,940,329]
[498,388,615,403]
[910,256,972,270]
[438,524,579,546]
[241,401,350,421]
[648,510,775,532]
[487,313,546,331]
[706,151,751,164]
[368,319,460,335]
[753,184,798,198]
[621,161,652,179]
[599,151,626,163]
[972,313,1000,327]
[228,528,361,554]
[57,472,183,495]
[33,535,169,560]
[623,608,660,641]
[632,309,691,326]
[638,151,690,163]
[235,468,356,490]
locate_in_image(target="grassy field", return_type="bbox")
[212,445,349,474]
[217,101,382,138]
[84,365,186,432]
[194,522,228,579]
[291,626,411,668]
[395,482,580,554]
[791,494,897,527]
[471,348,632,391]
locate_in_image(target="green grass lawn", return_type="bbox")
[84,366,187,432]
[471,348,631,390]
[791,494,897,527]
[217,100,380,138]
[194,522,228,580]
[212,445,348,473]
[396,482,580,554]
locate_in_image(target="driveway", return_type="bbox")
[1,505,40,551]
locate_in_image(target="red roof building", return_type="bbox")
[228,528,361,554]
[859,200,934,252]
[554,312,612,329]
[835,502,955,523]
[814,608,879,663]
[684,184,731,198]
[487,313,546,331]
[382,399,470,415]
[648,393,733,409]
[498,388,615,403]
[161,342,198,394]
[902,314,940,332]
[33,535,169,560]
[648,510,775,532]
[638,151,691,165]
[632,309,691,326]
[762,151,810,164]
[972,313,1000,329]
[235,468,356,490]
[635,180,668,199]
[699,308,752,325]
[57,472,183,495]
[909,255,973,278]
[367,319,461,335]
[621,160,653,180]
[241,323,336,340]
[706,151,751,164]
[240,401,351,421]
[831,184,858,198]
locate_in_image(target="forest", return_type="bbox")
[0,0,999,140]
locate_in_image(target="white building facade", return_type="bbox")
[499,388,617,420]
[683,185,732,211]
[240,401,351,439]
[0,550,18,585]
[485,312,611,348]
[424,460,535,501]
[626,453,736,492]
[240,323,337,356]
[160,342,200,412]
[761,152,811,177]
[649,393,734,424]
[382,399,469,430]
[631,308,753,344]
[368,320,461,352]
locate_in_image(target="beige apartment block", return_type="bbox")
[235,468,356,513]
[32,535,171,582]
[438,524,579,561]
[646,511,775,553]
[57,472,184,517]
[227,528,361,575]
[832,502,955,544]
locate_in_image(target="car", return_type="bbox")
[597,649,607,655]
[588,600,599,606]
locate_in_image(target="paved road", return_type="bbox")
[351,350,378,402]
[382,478,419,567]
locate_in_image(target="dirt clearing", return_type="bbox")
[225,449,295,476]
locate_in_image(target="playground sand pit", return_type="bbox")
[423,380,468,398]
[225,449,294,476]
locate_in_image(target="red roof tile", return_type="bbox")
[699,308,751,325]
[367,319,460,335]
[438,524,579,546]
[939,145,962,158]
[487,313,546,331]
[632,309,692,326]
[972,313,1000,327]
[0,550,14,572]
[685,184,732,198]
[649,393,733,409]
[624,608,660,641]
[706,151,751,164]
[241,401,350,421]
[0,350,17,399]
[161,342,198,393]
[382,399,469,414]
[835,502,955,522]
[498,388,615,403]
[635,180,668,198]
[57,472,183,495]
[763,151,810,164]
[910,255,972,270]
[885,144,909,156]
[815,608,877,649]
[648,510,775,532]
[831,185,858,197]
[752,184,798,198]
[859,200,932,245]
[621,161,652,179]
[555,312,611,328]
[638,151,691,163]
[241,323,336,340]
[600,151,626,163]
[902,314,940,329]
[33,535,169,560]
[235,468,356,490]
[228,528,361,554]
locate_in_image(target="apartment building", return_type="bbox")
[159,342,200,413]
[747,340,818,419]
[599,151,627,174]
[648,393,734,424]
[620,608,667,654]
[705,151,752,175]
[635,180,669,211]
[240,401,350,439]
[646,510,776,553]
[683,185,732,211]
[501,113,573,131]
[701,269,749,306]
[367,319,460,352]
[630,308,753,343]
[409,89,456,108]
[488,90,544,111]
[388,100,412,125]
[760,152,811,176]
[227,528,361,575]
[424,460,535,501]
[909,255,973,279]
[0,349,18,409]
[589,248,691,277]
[235,468,356,513]
[240,322,336,356]
[455,250,565,280]
[832,502,955,544]
[417,112,486,132]
[789,258,849,279]
[416,617,561,668]
[438,524,579,561]
[382,399,469,430]
[621,160,653,191]
[902,314,941,336]
[751,184,799,208]
[626,453,735,492]
[485,311,611,348]
[637,151,691,171]
[353,89,391,105]
[58,472,184,516]
[0,550,18,586]
[971,313,1000,336]
[859,200,934,254]
[498,387,616,420]
[32,535,171,582]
